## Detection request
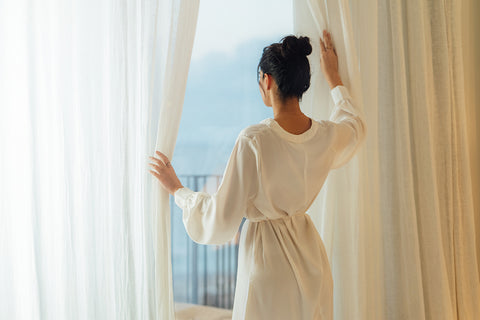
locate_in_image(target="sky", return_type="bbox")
[172,0,294,176]
[191,0,293,61]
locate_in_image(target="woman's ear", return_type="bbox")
[265,73,273,90]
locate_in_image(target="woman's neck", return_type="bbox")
[272,96,305,120]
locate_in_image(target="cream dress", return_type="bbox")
[173,85,367,320]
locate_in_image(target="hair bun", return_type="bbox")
[280,35,312,59]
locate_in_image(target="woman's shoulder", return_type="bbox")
[238,121,271,140]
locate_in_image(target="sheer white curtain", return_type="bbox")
[154,0,199,319]
[0,0,198,319]
[293,0,480,319]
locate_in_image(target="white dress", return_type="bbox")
[173,85,367,320]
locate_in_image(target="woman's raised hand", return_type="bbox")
[319,30,343,89]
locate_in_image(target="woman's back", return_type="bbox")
[235,84,365,222]
[236,117,335,221]
[173,84,366,319]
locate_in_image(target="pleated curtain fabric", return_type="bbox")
[462,0,480,280]
[154,0,199,319]
[293,0,480,319]
[2,0,479,319]
[0,0,199,319]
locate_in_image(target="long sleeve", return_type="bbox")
[173,133,260,245]
[328,85,367,169]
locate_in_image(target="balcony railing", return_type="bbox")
[170,174,246,309]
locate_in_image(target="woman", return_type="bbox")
[149,29,367,320]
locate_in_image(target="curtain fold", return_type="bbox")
[293,0,480,319]
[294,0,383,319]
[0,0,199,319]
[152,0,199,319]
[462,0,480,280]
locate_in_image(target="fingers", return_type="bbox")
[155,150,170,165]
[149,155,169,172]
[321,29,335,52]
[319,36,326,53]
[148,151,173,177]
[149,169,161,179]
[148,162,160,171]
[320,29,334,54]
[149,156,164,167]
[324,30,333,48]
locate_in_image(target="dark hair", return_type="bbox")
[257,35,312,101]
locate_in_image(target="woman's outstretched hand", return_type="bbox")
[319,29,343,89]
[149,151,184,195]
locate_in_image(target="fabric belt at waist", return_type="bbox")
[247,211,309,223]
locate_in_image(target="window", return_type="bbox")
[170,0,293,309]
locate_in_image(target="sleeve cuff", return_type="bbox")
[330,85,352,105]
[174,186,195,209]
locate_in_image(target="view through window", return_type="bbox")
[170,0,293,309]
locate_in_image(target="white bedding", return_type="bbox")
[174,302,233,320]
